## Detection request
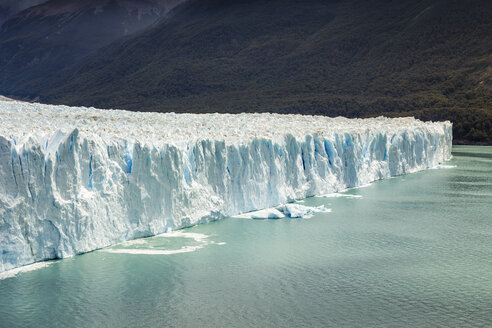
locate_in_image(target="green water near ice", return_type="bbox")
[0,146,491,327]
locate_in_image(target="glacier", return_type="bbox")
[0,100,452,272]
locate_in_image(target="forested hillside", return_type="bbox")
[1,0,491,143]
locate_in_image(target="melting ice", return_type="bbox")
[0,100,452,272]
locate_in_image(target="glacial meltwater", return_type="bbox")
[0,146,491,328]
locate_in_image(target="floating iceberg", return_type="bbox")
[233,208,286,219]
[281,204,331,218]
[233,203,331,219]
[0,100,452,272]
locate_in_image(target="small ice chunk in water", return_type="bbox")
[234,204,331,219]
[234,208,285,219]
[281,204,331,218]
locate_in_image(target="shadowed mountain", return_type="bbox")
[0,0,47,26]
[0,0,186,98]
[1,0,491,143]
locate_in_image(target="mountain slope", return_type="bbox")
[0,0,186,98]
[3,0,492,143]
[0,0,47,26]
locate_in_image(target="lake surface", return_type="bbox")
[0,146,491,328]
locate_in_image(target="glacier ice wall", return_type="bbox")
[0,100,452,272]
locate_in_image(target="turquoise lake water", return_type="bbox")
[0,146,491,328]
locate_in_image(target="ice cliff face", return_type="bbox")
[0,100,452,272]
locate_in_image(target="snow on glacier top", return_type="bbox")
[0,100,450,147]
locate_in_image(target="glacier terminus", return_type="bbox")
[0,100,452,272]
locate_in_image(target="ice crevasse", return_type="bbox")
[0,100,452,272]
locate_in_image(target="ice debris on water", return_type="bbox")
[233,208,286,219]
[281,204,331,218]
[234,204,331,220]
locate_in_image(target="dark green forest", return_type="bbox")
[1,0,491,144]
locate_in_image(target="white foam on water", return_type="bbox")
[104,231,218,255]
[350,183,373,189]
[319,193,363,199]
[434,164,457,169]
[121,239,148,246]
[106,245,203,255]
[156,231,209,242]
[0,262,53,280]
